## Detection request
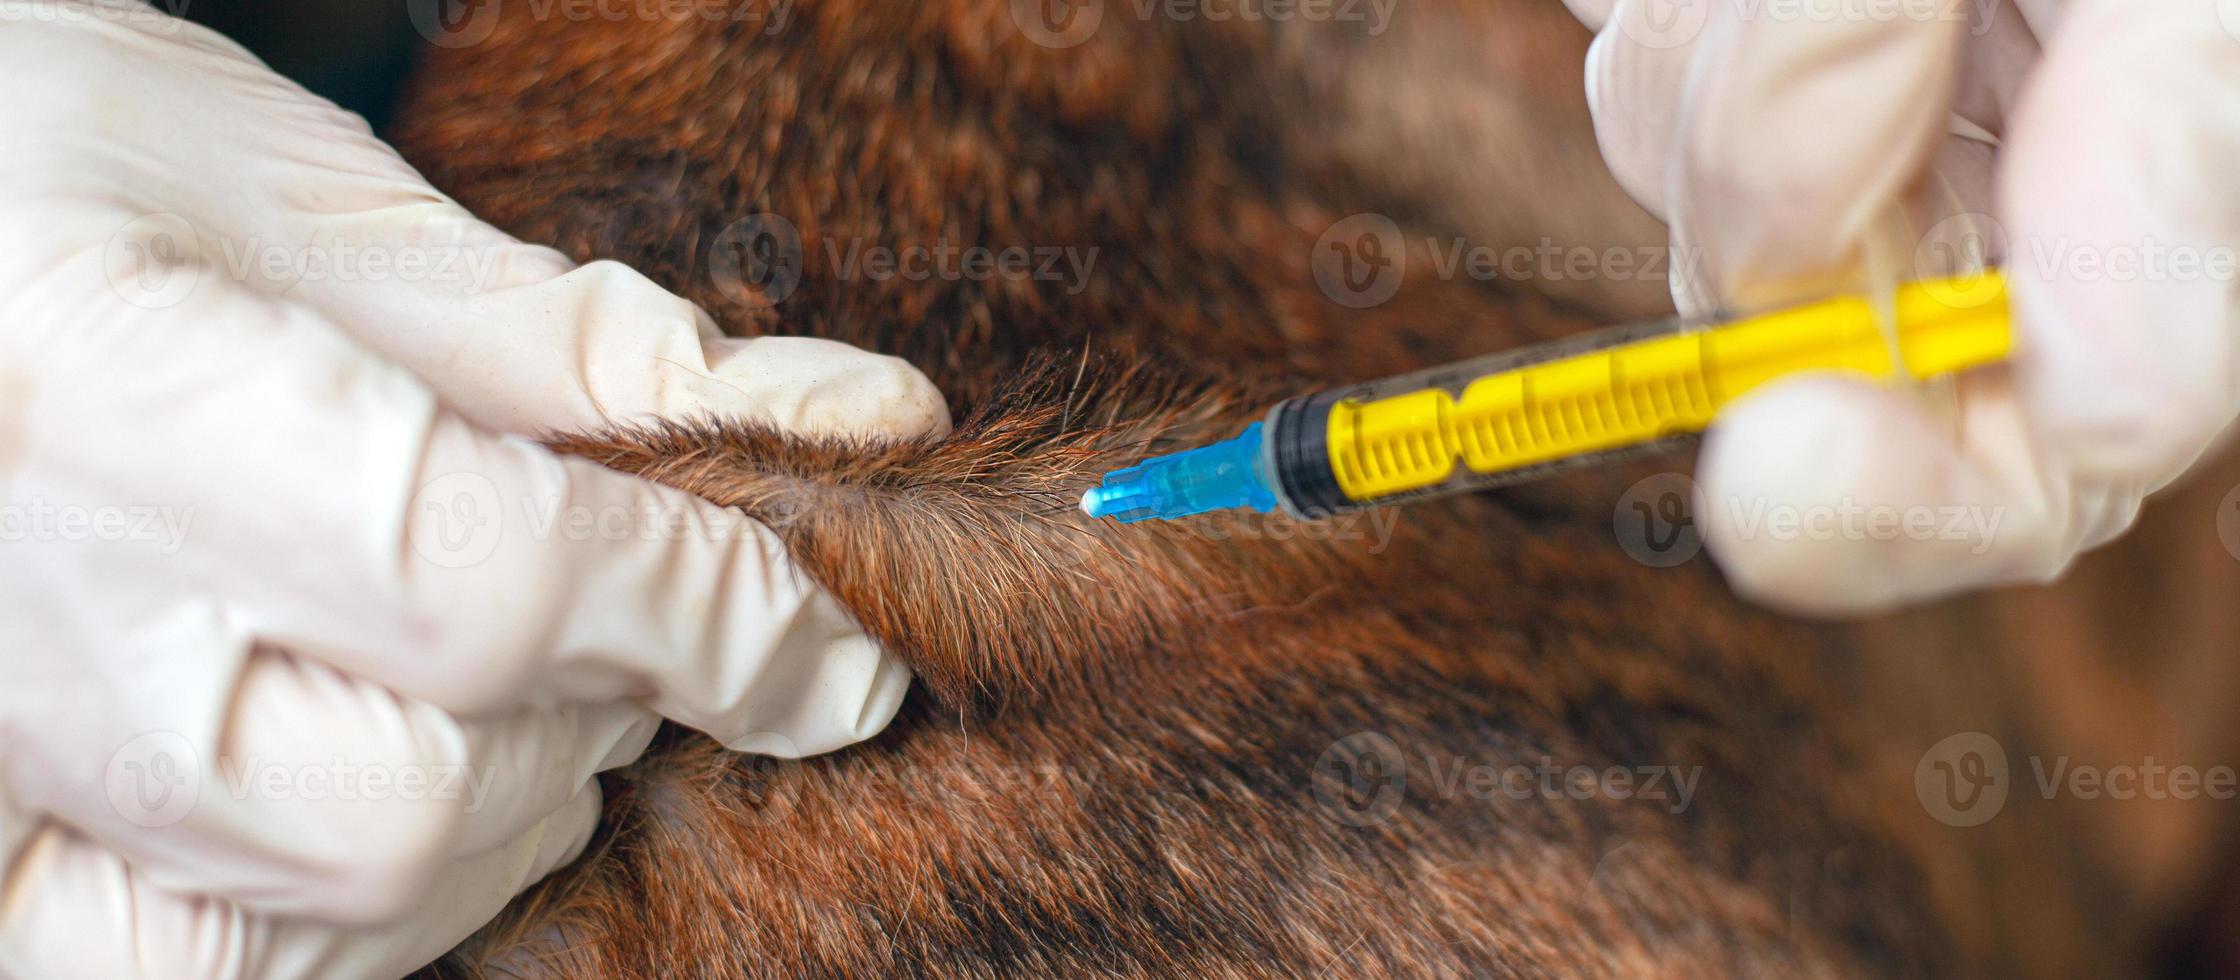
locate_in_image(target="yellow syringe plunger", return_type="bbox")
[1081,272,2012,523]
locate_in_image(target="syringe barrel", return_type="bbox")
[1261,271,2011,518]
[1258,318,1687,519]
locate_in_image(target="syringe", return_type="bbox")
[1080,272,2012,523]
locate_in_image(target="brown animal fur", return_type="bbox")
[380,1,2156,975]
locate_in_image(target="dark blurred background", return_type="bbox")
[178,0,420,131]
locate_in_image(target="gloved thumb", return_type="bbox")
[1692,370,2127,615]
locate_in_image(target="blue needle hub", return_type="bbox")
[1080,422,1280,522]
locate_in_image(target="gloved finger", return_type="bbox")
[1665,4,1968,317]
[5,4,950,443]
[14,647,651,925]
[0,783,601,980]
[1692,370,2141,615]
[1582,2,2025,314]
[1999,0,2240,485]
[1577,0,1705,219]
[11,238,909,745]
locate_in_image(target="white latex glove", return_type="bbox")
[1567,0,2240,613]
[0,2,949,977]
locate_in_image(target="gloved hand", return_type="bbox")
[1567,0,2240,613]
[0,3,948,977]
